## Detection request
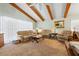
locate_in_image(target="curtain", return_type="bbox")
[0,16,33,44]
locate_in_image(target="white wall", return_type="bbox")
[34,18,71,33]
[71,18,79,32]
[0,16,33,44]
[36,20,53,30]
[53,18,71,33]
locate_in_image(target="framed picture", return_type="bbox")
[54,20,64,28]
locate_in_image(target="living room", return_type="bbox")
[0,3,79,56]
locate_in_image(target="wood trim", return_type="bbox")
[64,3,71,18]
[9,3,37,22]
[46,5,53,20]
[26,3,44,21]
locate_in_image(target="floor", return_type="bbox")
[0,39,68,56]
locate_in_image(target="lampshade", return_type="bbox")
[38,29,42,33]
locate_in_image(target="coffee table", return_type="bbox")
[30,35,43,43]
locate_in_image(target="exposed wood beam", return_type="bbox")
[9,3,37,22]
[30,6,44,21]
[26,3,44,21]
[27,3,31,6]
[64,3,71,18]
[45,4,54,20]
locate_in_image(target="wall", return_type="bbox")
[34,18,71,33]
[53,18,71,33]
[36,20,53,30]
[0,16,33,44]
[70,17,79,32]
[0,3,34,44]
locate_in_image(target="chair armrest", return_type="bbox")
[18,35,25,40]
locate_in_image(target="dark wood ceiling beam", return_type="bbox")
[45,4,54,20]
[9,3,37,22]
[64,3,71,18]
[26,3,44,21]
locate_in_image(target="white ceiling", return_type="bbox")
[68,3,79,18]
[0,3,32,22]
[34,4,51,21]
[16,3,42,22]
[52,3,66,19]
[0,3,79,22]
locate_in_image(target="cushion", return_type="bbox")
[69,41,79,53]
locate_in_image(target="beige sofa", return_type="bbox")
[39,30,52,38]
[15,29,52,43]
[17,30,36,43]
[17,30,35,36]
[57,30,73,41]
[40,30,51,35]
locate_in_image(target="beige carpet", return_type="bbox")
[0,39,68,56]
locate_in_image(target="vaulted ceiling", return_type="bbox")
[0,3,79,22]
